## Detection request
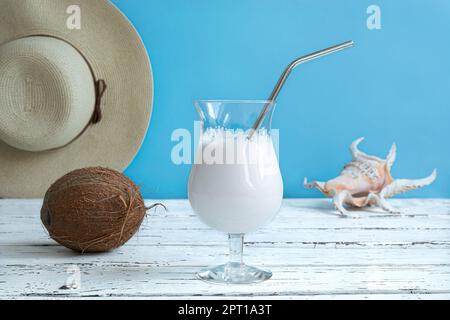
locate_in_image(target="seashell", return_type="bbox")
[304,138,437,215]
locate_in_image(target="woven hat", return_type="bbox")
[0,0,153,198]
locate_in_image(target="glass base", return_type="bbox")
[197,263,272,285]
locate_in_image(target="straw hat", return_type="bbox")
[0,0,153,198]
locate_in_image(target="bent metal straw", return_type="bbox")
[248,40,354,139]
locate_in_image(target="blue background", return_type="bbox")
[112,0,450,199]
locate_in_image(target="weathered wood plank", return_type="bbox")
[1,264,450,298]
[1,199,450,299]
[3,231,450,247]
[1,245,450,267]
[6,293,450,300]
[1,200,450,248]
[1,199,449,218]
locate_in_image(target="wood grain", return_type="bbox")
[1,199,449,299]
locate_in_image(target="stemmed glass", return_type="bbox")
[188,100,283,284]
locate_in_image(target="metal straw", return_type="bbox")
[248,40,354,139]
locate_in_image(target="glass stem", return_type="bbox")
[228,234,244,267]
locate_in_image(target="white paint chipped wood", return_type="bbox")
[1,199,450,300]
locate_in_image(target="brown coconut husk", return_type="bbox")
[41,167,155,253]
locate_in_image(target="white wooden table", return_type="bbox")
[1,199,450,300]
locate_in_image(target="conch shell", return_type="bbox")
[304,138,437,215]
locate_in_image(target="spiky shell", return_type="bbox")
[304,138,437,215]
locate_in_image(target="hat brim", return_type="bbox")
[0,0,153,198]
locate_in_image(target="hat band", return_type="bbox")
[91,79,107,124]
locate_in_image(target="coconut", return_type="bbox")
[41,167,152,253]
